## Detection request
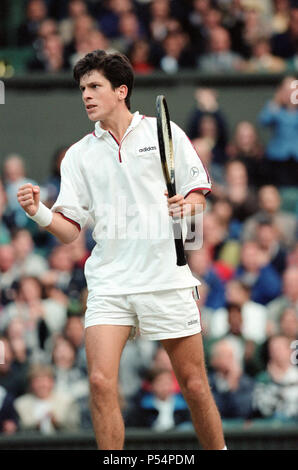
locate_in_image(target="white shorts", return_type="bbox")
[85,287,201,341]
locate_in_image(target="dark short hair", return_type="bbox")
[73,50,134,110]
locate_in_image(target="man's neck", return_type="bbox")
[100,108,134,143]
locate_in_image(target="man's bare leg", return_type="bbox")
[85,325,131,449]
[162,333,226,450]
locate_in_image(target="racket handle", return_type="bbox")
[172,220,187,266]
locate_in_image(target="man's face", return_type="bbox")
[79,70,119,122]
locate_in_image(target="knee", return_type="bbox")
[182,376,210,402]
[89,371,114,399]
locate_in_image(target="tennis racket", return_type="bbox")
[156,95,186,266]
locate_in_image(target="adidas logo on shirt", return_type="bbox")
[138,146,157,153]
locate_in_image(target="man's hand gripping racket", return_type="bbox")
[156,95,187,266]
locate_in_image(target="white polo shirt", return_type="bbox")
[51,111,211,297]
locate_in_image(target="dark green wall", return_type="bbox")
[0,72,279,183]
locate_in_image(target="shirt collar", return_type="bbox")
[94,111,143,139]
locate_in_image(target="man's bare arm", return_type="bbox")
[17,183,80,244]
[166,190,206,218]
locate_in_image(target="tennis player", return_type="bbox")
[17,50,226,450]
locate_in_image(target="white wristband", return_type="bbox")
[27,202,53,227]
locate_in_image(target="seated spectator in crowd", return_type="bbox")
[267,266,298,330]
[254,217,287,275]
[113,11,145,54]
[187,88,229,159]
[0,337,28,398]
[198,26,245,72]
[253,335,298,421]
[258,75,298,186]
[187,246,226,310]
[45,244,76,295]
[202,211,240,274]
[14,364,80,433]
[271,6,298,58]
[0,244,17,306]
[211,197,241,240]
[51,335,90,427]
[148,0,172,43]
[242,185,297,249]
[125,367,191,429]
[4,317,31,365]
[11,229,49,279]
[187,0,212,56]
[0,181,10,245]
[226,121,264,188]
[235,241,282,305]
[271,0,291,34]
[245,37,286,72]
[208,339,255,419]
[17,0,48,46]
[217,160,258,224]
[159,30,196,73]
[63,315,87,372]
[278,307,298,342]
[207,280,268,345]
[238,2,272,59]
[98,0,134,39]
[59,0,89,45]
[43,146,68,208]
[195,114,227,167]
[1,276,67,352]
[0,385,19,435]
[119,332,157,406]
[27,32,70,72]
[128,39,155,74]
[2,154,39,230]
[64,13,99,65]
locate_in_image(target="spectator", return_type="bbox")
[0,337,28,398]
[278,307,298,341]
[187,87,229,167]
[126,367,191,429]
[208,339,255,419]
[2,154,39,230]
[64,13,99,65]
[235,241,282,305]
[59,0,89,45]
[111,11,145,54]
[4,317,30,365]
[258,76,298,186]
[11,229,49,279]
[271,0,291,34]
[98,0,134,39]
[159,30,196,73]
[187,0,212,56]
[239,2,272,58]
[267,266,298,329]
[17,0,48,46]
[51,335,90,427]
[242,185,297,249]
[271,7,298,58]
[0,385,19,435]
[255,218,287,275]
[148,0,172,43]
[0,245,17,307]
[43,146,68,207]
[226,120,264,188]
[63,315,87,371]
[208,280,268,345]
[245,37,286,72]
[0,180,11,246]
[14,364,80,433]
[27,32,70,72]
[253,335,298,421]
[128,39,155,74]
[222,160,258,223]
[198,26,245,72]
[187,246,226,310]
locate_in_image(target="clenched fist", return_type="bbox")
[17,183,40,216]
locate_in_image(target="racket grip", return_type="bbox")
[172,220,187,266]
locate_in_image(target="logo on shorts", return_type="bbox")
[187,318,198,327]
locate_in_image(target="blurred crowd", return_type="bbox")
[1,0,298,74]
[0,66,297,435]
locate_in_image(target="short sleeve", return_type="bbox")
[51,146,90,229]
[172,122,212,197]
